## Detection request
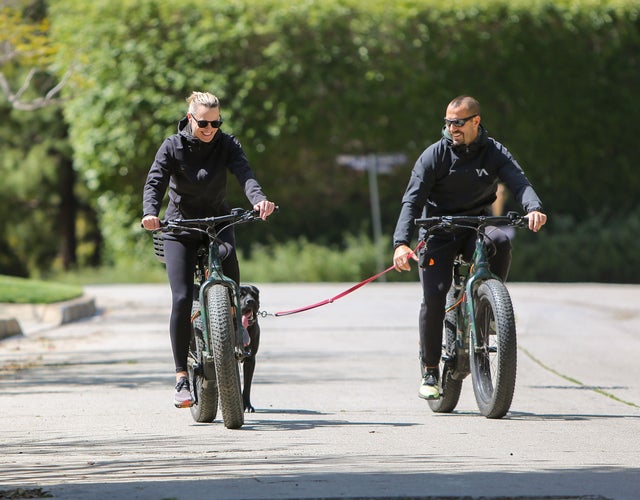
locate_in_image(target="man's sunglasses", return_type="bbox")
[444,114,478,127]
[190,114,224,128]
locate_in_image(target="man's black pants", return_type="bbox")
[417,226,512,369]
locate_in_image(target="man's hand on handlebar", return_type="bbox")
[393,244,419,272]
[254,200,276,220]
[527,210,547,232]
[141,215,161,231]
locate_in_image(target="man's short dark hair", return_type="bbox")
[448,95,481,115]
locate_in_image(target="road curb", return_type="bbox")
[0,295,97,339]
[0,317,22,340]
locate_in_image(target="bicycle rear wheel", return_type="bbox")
[470,279,517,419]
[189,289,218,423]
[428,287,463,413]
[206,284,244,429]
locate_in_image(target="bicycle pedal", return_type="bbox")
[235,347,251,361]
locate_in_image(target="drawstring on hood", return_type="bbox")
[442,124,488,157]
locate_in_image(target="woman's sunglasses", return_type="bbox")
[190,114,224,128]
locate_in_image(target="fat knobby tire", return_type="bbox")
[470,279,517,419]
[206,285,244,429]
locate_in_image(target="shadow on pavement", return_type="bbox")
[6,467,635,500]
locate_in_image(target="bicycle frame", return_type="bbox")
[446,237,498,380]
[415,212,527,417]
[197,228,244,357]
[418,213,525,375]
[160,209,263,361]
[153,207,270,427]
[463,228,503,357]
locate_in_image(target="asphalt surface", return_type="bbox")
[1,282,639,500]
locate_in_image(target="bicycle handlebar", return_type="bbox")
[162,208,259,228]
[415,211,528,230]
[154,206,278,234]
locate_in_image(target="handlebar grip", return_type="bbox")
[251,204,280,218]
[141,221,165,230]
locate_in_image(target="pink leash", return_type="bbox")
[274,241,425,317]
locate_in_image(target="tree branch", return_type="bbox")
[0,68,72,111]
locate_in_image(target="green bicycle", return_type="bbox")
[414,212,528,419]
[154,208,267,429]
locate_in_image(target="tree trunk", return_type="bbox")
[57,155,77,270]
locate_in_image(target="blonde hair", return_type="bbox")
[186,91,220,114]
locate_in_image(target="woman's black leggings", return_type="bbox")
[163,226,239,373]
[417,226,512,369]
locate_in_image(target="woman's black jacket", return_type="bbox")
[143,116,266,221]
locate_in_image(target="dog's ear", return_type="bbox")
[239,284,259,298]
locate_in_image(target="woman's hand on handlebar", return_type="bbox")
[254,200,276,220]
[527,210,547,233]
[141,215,161,231]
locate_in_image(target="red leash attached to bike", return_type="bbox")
[274,241,425,317]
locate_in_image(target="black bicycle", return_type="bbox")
[414,212,528,419]
[153,208,267,429]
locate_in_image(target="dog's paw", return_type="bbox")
[244,403,255,413]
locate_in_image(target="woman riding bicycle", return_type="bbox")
[391,95,547,401]
[141,91,275,408]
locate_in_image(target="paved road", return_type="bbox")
[1,283,639,500]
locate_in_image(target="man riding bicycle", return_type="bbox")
[392,95,547,400]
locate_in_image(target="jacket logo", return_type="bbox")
[476,168,489,177]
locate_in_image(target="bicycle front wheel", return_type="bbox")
[470,279,517,419]
[206,284,244,429]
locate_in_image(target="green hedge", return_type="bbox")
[45,209,640,284]
[243,209,640,283]
[45,0,640,282]
[510,208,640,283]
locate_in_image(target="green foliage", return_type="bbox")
[509,208,640,283]
[0,274,82,304]
[45,209,640,285]
[2,0,635,282]
[0,104,62,276]
[0,5,58,66]
[240,232,418,282]
[48,262,167,285]
[50,231,418,284]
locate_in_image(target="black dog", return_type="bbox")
[239,284,261,413]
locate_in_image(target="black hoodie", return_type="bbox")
[143,116,266,220]
[392,125,543,248]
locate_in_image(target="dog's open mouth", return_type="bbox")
[242,310,255,327]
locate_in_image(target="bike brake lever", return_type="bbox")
[440,219,455,231]
[249,204,279,220]
[506,211,528,227]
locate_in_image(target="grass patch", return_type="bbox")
[0,275,83,304]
